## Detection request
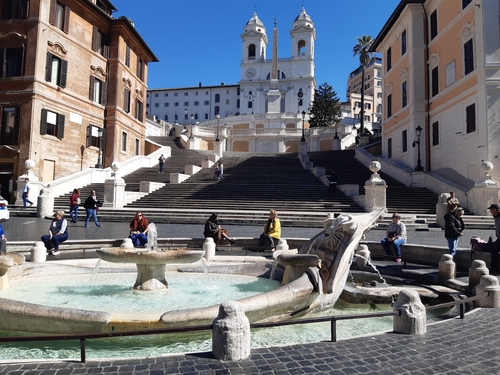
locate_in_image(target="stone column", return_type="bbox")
[103,162,125,208]
[467,162,500,215]
[475,275,500,308]
[212,300,250,361]
[438,254,456,284]
[469,260,489,290]
[364,161,387,213]
[393,289,426,335]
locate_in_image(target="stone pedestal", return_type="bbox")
[212,301,250,361]
[30,241,47,263]
[435,193,449,229]
[214,140,223,158]
[276,239,288,251]
[364,161,387,213]
[467,161,500,215]
[332,137,341,151]
[37,193,54,218]
[438,254,456,284]
[469,260,489,290]
[475,275,500,308]
[203,237,216,261]
[299,142,308,157]
[393,289,426,335]
[104,177,126,208]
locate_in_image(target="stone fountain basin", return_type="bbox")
[96,248,205,265]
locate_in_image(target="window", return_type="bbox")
[387,94,392,117]
[86,125,104,148]
[387,138,392,158]
[462,0,472,9]
[0,47,23,77]
[174,113,178,121]
[136,58,145,81]
[204,101,209,105]
[386,47,392,71]
[194,101,199,106]
[184,92,188,96]
[215,94,220,103]
[248,44,256,59]
[174,102,179,107]
[298,40,306,56]
[401,30,407,55]
[121,131,127,152]
[154,103,159,107]
[365,103,371,110]
[164,103,169,107]
[430,10,438,40]
[135,138,140,156]
[402,81,407,108]
[40,108,64,138]
[123,88,130,113]
[377,81,382,87]
[45,53,67,88]
[49,0,70,33]
[174,93,178,97]
[432,121,439,146]
[125,45,130,67]
[377,104,382,113]
[464,39,474,75]
[164,93,168,97]
[402,130,408,152]
[364,115,370,122]
[204,113,209,120]
[194,114,199,120]
[429,67,439,97]
[226,100,229,105]
[446,60,456,87]
[466,103,476,133]
[164,114,168,121]
[237,99,240,108]
[215,106,220,115]
[248,101,253,109]
[154,93,158,97]
[91,26,110,58]
[0,106,19,145]
[377,93,382,98]
[1,0,29,19]
[89,76,107,105]
[355,101,361,108]
[135,99,143,122]
[183,101,189,106]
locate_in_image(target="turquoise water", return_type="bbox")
[0,273,397,361]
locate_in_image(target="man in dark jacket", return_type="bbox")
[444,207,465,257]
[488,203,500,270]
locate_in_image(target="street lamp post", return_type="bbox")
[412,125,424,172]
[184,108,187,129]
[95,127,104,169]
[215,113,220,142]
[300,110,306,142]
[189,114,194,139]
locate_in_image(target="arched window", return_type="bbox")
[165,114,168,121]
[297,40,306,56]
[194,113,199,120]
[215,106,220,116]
[174,113,178,121]
[248,44,256,59]
[205,113,209,120]
[215,94,220,103]
[266,70,287,80]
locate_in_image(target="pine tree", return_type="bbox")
[309,82,342,128]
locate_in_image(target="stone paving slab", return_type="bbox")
[0,308,499,374]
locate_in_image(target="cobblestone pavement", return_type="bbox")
[0,308,499,374]
[1,216,499,374]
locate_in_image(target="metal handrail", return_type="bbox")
[0,291,490,363]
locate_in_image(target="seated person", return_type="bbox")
[380,213,407,263]
[259,209,281,251]
[41,210,69,256]
[204,213,235,249]
[129,212,149,247]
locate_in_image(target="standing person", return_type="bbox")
[444,207,465,257]
[259,209,281,252]
[69,189,80,223]
[217,161,223,180]
[158,154,165,173]
[83,190,101,228]
[0,222,7,253]
[129,212,149,247]
[41,210,69,256]
[22,178,33,208]
[203,213,235,250]
[327,171,338,197]
[446,191,460,213]
[381,213,407,262]
[487,203,500,271]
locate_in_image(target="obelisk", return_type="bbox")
[266,17,281,113]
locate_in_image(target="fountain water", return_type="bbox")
[146,223,157,252]
[353,253,386,284]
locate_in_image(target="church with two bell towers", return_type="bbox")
[238,7,316,116]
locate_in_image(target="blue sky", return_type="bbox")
[113,0,400,101]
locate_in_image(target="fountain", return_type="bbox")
[0,210,398,335]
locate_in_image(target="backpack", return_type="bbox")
[470,236,493,259]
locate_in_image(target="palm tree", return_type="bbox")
[352,35,373,134]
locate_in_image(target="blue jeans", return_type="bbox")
[130,233,148,247]
[69,206,79,221]
[381,238,405,258]
[447,237,459,257]
[22,192,33,208]
[41,233,68,250]
[85,208,100,227]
